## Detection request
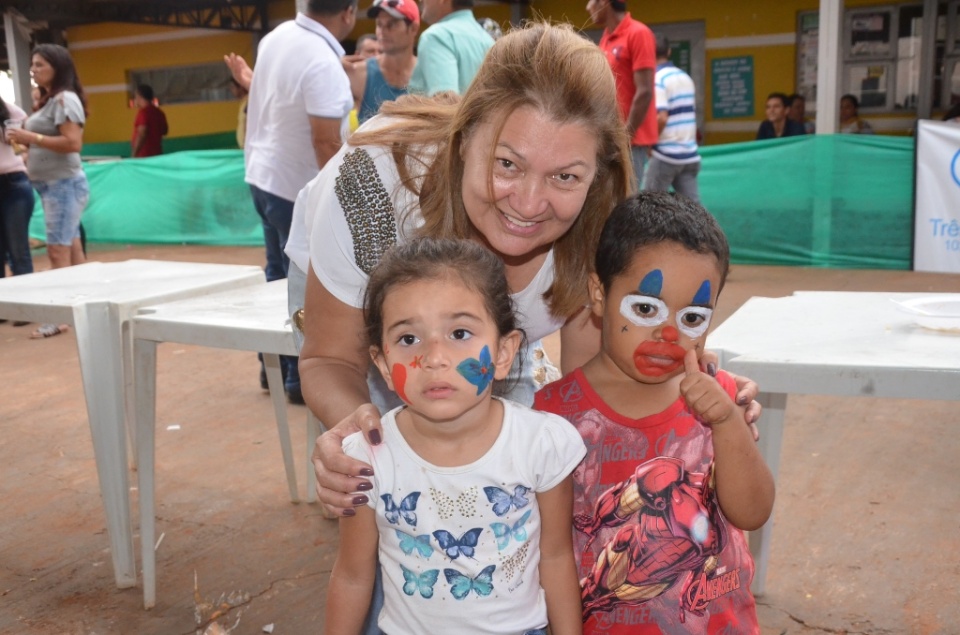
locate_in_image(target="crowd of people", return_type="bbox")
[757,91,876,139]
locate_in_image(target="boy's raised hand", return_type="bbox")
[679,348,737,426]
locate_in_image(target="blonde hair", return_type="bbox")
[349,22,631,319]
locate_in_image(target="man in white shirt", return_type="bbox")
[643,34,702,203]
[244,0,356,403]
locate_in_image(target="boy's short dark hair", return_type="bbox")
[136,84,154,101]
[766,92,789,107]
[595,191,730,291]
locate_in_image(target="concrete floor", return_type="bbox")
[1,244,958,635]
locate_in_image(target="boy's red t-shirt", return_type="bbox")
[535,368,760,635]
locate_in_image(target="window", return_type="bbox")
[798,2,958,114]
[128,62,234,106]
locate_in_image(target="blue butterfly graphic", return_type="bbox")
[484,484,530,516]
[444,565,496,600]
[433,527,483,560]
[456,345,495,395]
[382,492,420,528]
[395,529,434,558]
[400,564,439,599]
[490,509,532,551]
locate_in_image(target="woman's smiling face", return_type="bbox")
[459,105,598,264]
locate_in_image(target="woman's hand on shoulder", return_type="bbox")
[312,403,384,516]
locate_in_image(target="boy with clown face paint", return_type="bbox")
[536,192,775,634]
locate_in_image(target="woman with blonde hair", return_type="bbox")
[297,20,760,513]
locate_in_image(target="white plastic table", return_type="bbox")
[132,279,324,608]
[708,291,960,595]
[0,260,264,589]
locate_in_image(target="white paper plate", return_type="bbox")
[892,295,960,331]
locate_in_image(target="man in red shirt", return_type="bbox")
[131,84,168,158]
[587,0,657,190]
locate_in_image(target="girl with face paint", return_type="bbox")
[535,192,775,634]
[326,238,586,635]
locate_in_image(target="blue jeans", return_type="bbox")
[34,172,89,246]
[249,184,293,283]
[0,171,35,276]
[249,185,298,390]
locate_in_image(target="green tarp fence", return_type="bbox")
[28,134,916,268]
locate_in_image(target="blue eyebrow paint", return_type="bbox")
[638,269,663,296]
[693,280,711,305]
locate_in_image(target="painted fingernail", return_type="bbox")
[356,481,373,491]
[369,429,382,445]
[737,396,749,405]
[341,508,356,517]
[359,467,375,477]
[706,362,717,377]
[352,495,368,506]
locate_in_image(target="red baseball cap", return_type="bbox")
[367,0,420,25]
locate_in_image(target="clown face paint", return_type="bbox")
[592,242,723,384]
[618,270,714,339]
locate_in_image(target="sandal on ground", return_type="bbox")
[30,323,70,339]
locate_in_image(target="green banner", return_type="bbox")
[28,136,915,269]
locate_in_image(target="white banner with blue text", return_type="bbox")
[914,120,960,272]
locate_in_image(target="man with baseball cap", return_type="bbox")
[345,0,419,124]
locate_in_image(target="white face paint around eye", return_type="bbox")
[619,294,669,328]
[676,306,714,339]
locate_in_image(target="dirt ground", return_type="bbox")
[0,243,958,635]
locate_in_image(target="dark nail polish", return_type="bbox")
[359,467,375,477]
[356,481,373,491]
[368,429,382,445]
[737,396,749,405]
[706,362,717,377]
[352,495,369,506]
[341,508,356,517]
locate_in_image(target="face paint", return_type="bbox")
[455,345,495,395]
[633,340,686,376]
[675,306,713,339]
[391,363,409,403]
[409,355,423,369]
[692,280,711,305]
[620,294,668,328]
[639,269,663,295]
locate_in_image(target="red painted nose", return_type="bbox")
[660,325,679,342]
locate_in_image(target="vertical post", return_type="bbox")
[815,0,844,134]
[917,0,939,119]
[3,9,33,110]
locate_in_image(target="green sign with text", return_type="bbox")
[711,56,754,119]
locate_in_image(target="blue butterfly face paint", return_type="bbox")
[401,564,439,598]
[456,345,495,395]
[444,565,496,600]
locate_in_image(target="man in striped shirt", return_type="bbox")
[643,34,701,202]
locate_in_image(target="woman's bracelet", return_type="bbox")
[35,133,44,146]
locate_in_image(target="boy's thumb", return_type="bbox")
[683,348,700,375]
